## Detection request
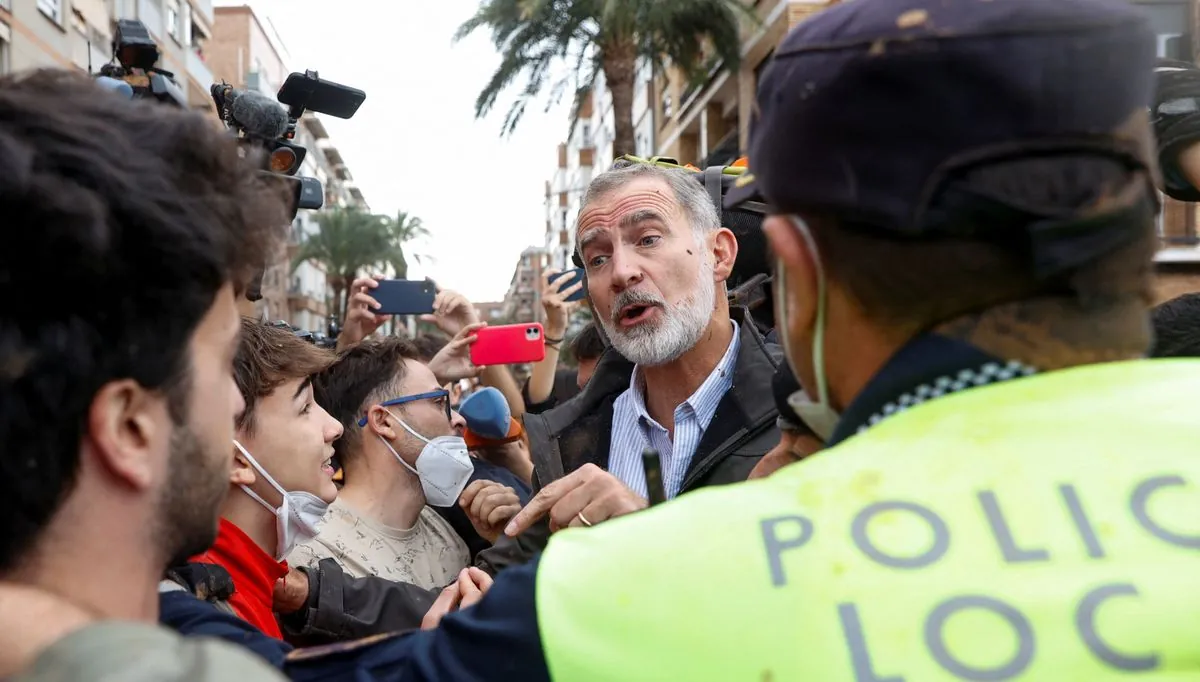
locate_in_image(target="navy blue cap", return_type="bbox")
[726,0,1159,237]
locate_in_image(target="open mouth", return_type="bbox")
[617,303,659,328]
[321,456,335,477]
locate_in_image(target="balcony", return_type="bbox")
[191,0,214,27]
[288,285,328,316]
[245,70,279,97]
[186,47,213,92]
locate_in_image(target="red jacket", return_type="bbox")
[191,518,288,639]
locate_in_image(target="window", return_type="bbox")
[580,121,593,147]
[662,93,673,119]
[1157,33,1186,60]
[181,2,192,46]
[166,0,180,42]
[37,0,62,23]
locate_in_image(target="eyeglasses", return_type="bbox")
[358,389,451,427]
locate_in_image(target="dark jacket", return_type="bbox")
[162,558,439,648]
[477,308,782,574]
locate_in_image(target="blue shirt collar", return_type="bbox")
[629,320,741,432]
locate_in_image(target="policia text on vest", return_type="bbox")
[536,362,1200,682]
[763,474,1193,681]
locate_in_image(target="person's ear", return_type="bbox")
[764,214,821,340]
[85,379,168,491]
[230,440,255,486]
[709,228,738,284]
[369,406,399,441]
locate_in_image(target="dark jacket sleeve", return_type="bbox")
[473,467,550,576]
[279,558,441,646]
[158,589,292,668]
[435,459,534,560]
[282,560,550,682]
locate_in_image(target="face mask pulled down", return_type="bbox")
[379,410,474,507]
[234,440,329,561]
[775,215,841,441]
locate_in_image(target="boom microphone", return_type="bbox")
[230,89,290,141]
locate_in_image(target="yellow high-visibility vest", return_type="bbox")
[537,360,1200,681]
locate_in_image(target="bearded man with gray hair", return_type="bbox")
[477,159,782,575]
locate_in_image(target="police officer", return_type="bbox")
[77,0,1200,679]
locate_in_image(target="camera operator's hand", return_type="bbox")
[540,269,581,341]
[338,274,389,351]
[421,288,480,337]
[420,568,493,630]
[428,322,486,383]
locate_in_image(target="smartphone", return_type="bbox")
[470,323,546,366]
[549,268,586,302]
[277,72,366,120]
[372,279,436,315]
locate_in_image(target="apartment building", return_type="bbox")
[543,0,1200,303]
[0,0,215,110]
[208,4,369,330]
[543,57,656,272]
[502,246,548,324]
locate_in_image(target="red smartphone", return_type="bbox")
[470,323,546,366]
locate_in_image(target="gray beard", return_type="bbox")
[603,261,716,367]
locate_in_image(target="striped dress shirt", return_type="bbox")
[607,321,741,500]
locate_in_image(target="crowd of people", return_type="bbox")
[0,0,1198,679]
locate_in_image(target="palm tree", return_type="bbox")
[291,206,394,321]
[386,211,433,280]
[455,0,754,157]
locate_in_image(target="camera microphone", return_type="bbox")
[229,89,290,141]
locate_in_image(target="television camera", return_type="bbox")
[94,19,187,106]
[92,18,367,302]
[210,70,366,217]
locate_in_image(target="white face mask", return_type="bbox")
[233,440,330,561]
[379,410,474,507]
[776,215,841,441]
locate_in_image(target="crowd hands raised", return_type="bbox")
[4,1,1200,680]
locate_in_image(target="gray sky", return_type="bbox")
[217,0,569,303]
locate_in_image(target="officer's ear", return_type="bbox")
[763,214,820,335]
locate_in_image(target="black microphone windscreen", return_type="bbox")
[231,90,289,140]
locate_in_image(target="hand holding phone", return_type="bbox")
[547,268,586,303]
[371,279,437,316]
[469,323,546,366]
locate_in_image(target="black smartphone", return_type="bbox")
[549,268,586,302]
[372,279,436,315]
[277,72,366,119]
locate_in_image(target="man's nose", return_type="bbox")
[450,409,467,433]
[607,246,643,292]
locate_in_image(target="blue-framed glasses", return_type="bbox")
[358,389,451,427]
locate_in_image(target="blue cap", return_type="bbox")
[458,387,513,440]
[726,0,1159,237]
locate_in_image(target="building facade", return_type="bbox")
[207,4,369,330]
[538,0,1199,304]
[0,0,215,110]
[501,246,548,324]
